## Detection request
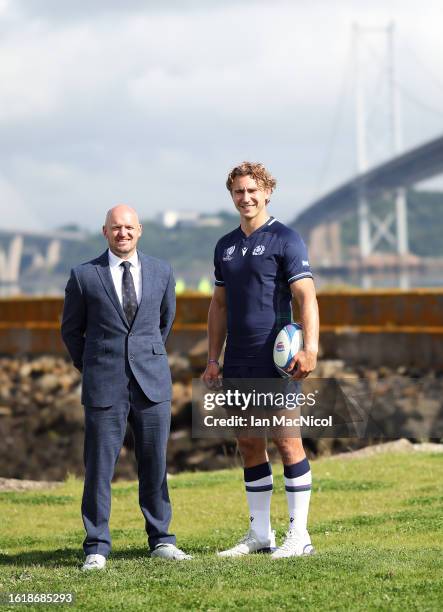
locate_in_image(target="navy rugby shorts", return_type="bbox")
[222,363,280,379]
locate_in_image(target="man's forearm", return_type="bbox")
[207,301,227,361]
[299,295,319,353]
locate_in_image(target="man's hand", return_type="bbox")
[201,362,222,388]
[286,348,317,380]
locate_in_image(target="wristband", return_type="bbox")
[208,359,220,366]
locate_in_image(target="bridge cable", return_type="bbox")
[364,40,443,121]
[311,42,354,201]
[364,39,397,163]
[394,81,443,120]
[402,41,443,96]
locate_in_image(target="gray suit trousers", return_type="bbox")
[81,375,175,556]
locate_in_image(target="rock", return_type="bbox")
[336,371,359,382]
[58,374,78,391]
[171,382,192,417]
[62,403,84,427]
[378,366,391,378]
[313,360,345,378]
[168,353,192,382]
[36,374,60,393]
[33,391,48,406]
[0,355,441,480]
[188,338,209,371]
[0,385,12,401]
[19,363,33,378]
[314,439,335,457]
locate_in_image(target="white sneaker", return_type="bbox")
[82,554,107,571]
[271,530,315,559]
[150,543,192,560]
[217,530,276,558]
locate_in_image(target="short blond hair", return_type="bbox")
[226,161,277,193]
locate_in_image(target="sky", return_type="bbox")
[1,0,443,231]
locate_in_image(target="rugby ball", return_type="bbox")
[273,323,304,377]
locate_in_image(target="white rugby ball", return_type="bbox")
[273,323,304,377]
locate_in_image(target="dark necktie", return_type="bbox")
[121,261,138,326]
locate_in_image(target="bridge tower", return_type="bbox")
[0,235,23,283]
[353,22,409,284]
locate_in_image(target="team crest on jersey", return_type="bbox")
[223,245,236,261]
[252,245,266,256]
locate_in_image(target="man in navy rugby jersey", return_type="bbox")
[202,162,319,558]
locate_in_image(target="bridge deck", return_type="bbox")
[295,133,443,234]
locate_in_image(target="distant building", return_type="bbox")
[157,211,223,229]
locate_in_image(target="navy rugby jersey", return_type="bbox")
[214,217,313,366]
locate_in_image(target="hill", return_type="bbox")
[53,189,443,288]
[56,212,240,287]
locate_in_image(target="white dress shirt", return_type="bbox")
[108,249,142,306]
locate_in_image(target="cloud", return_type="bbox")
[14,0,266,23]
[0,0,442,231]
[0,175,43,231]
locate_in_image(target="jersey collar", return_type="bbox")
[239,216,275,239]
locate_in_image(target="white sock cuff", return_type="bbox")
[284,470,312,490]
[245,473,273,492]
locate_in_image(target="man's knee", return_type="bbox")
[237,437,267,466]
[272,437,305,464]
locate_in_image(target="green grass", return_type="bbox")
[0,452,442,611]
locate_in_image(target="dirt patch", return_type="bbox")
[330,438,443,460]
[0,477,62,492]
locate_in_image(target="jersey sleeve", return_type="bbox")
[282,233,313,284]
[214,242,225,286]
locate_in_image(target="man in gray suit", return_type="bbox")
[61,204,191,570]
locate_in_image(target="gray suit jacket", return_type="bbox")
[61,250,175,406]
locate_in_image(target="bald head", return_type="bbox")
[103,204,142,259]
[104,204,140,228]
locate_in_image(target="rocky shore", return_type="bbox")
[0,354,441,481]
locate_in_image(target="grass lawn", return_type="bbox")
[0,451,442,611]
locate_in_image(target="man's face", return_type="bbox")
[231,175,270,222]
[103,206,142,259]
